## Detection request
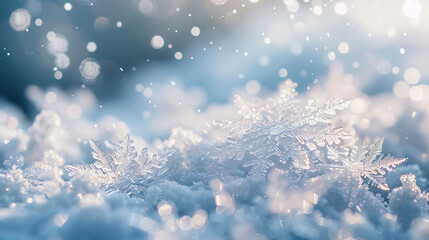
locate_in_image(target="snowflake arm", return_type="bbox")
[325,138,406,191]
[65,134,175,195]
[213,80,351,175]
[89,139,117,180]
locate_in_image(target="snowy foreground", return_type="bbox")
[1,80,429,240]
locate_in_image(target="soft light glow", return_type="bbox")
[86,42,97,52]
[393,81,410,98]
[64,3,73,11]
[392,66,400,75]
[191,26,200,37]
[328,51,336,61]
[211,0,228,5]
[138,0,154,15]
[94,17,110,32]
[54,71,63,80]
[54,54,70,69]
[53,213,68,227]
[158,203,173,217]
[279,68,288,78]
[151,35,164,49]
[313,5,322,16]
[174,52,183,60]
[135,84,144,92]
[350,98,367,114]
[47,34,68,55]
[404,68,421,84]
[376,60,392,75]
[178,216,192,231]
[387,28,396,37]
[403,0,421,18]
[35,18,43,26]
[334,2,348,15]
[245,80,261,95]
[45,92,57,103]
[409,85,424,101]
[67,104,83,119]
[338,42,350,54]
[283,0,299,13]
[264,37,271,44]
[259,56,270,66]
[79,58,100,82]
[191,210,207,229]
[9,9,31,32]
[143,88,153,98]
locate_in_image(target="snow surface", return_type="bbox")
[1,79,428,240]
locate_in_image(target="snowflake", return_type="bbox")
[324,138,406,191]
[65,134,175,196]
[213,80,350,176]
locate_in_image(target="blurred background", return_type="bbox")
[1,0,429,145]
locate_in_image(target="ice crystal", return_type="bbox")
[214,80,351,175]
[389,174,428,228]
[65,134,175,196]
[324,138,406,191]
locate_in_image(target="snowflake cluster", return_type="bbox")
[65,134,175,196]
[213,80,351,175]
[0,80,427,240]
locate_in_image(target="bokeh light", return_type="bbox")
[151,35,164,49]
[79,58,100,83]
[9,9,31,32]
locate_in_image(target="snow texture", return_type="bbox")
[1,79,428,240]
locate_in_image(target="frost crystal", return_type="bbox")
[214,80,351,175]
[389,174,428,228]
[324,138,406,191]
[65,134,175,196]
